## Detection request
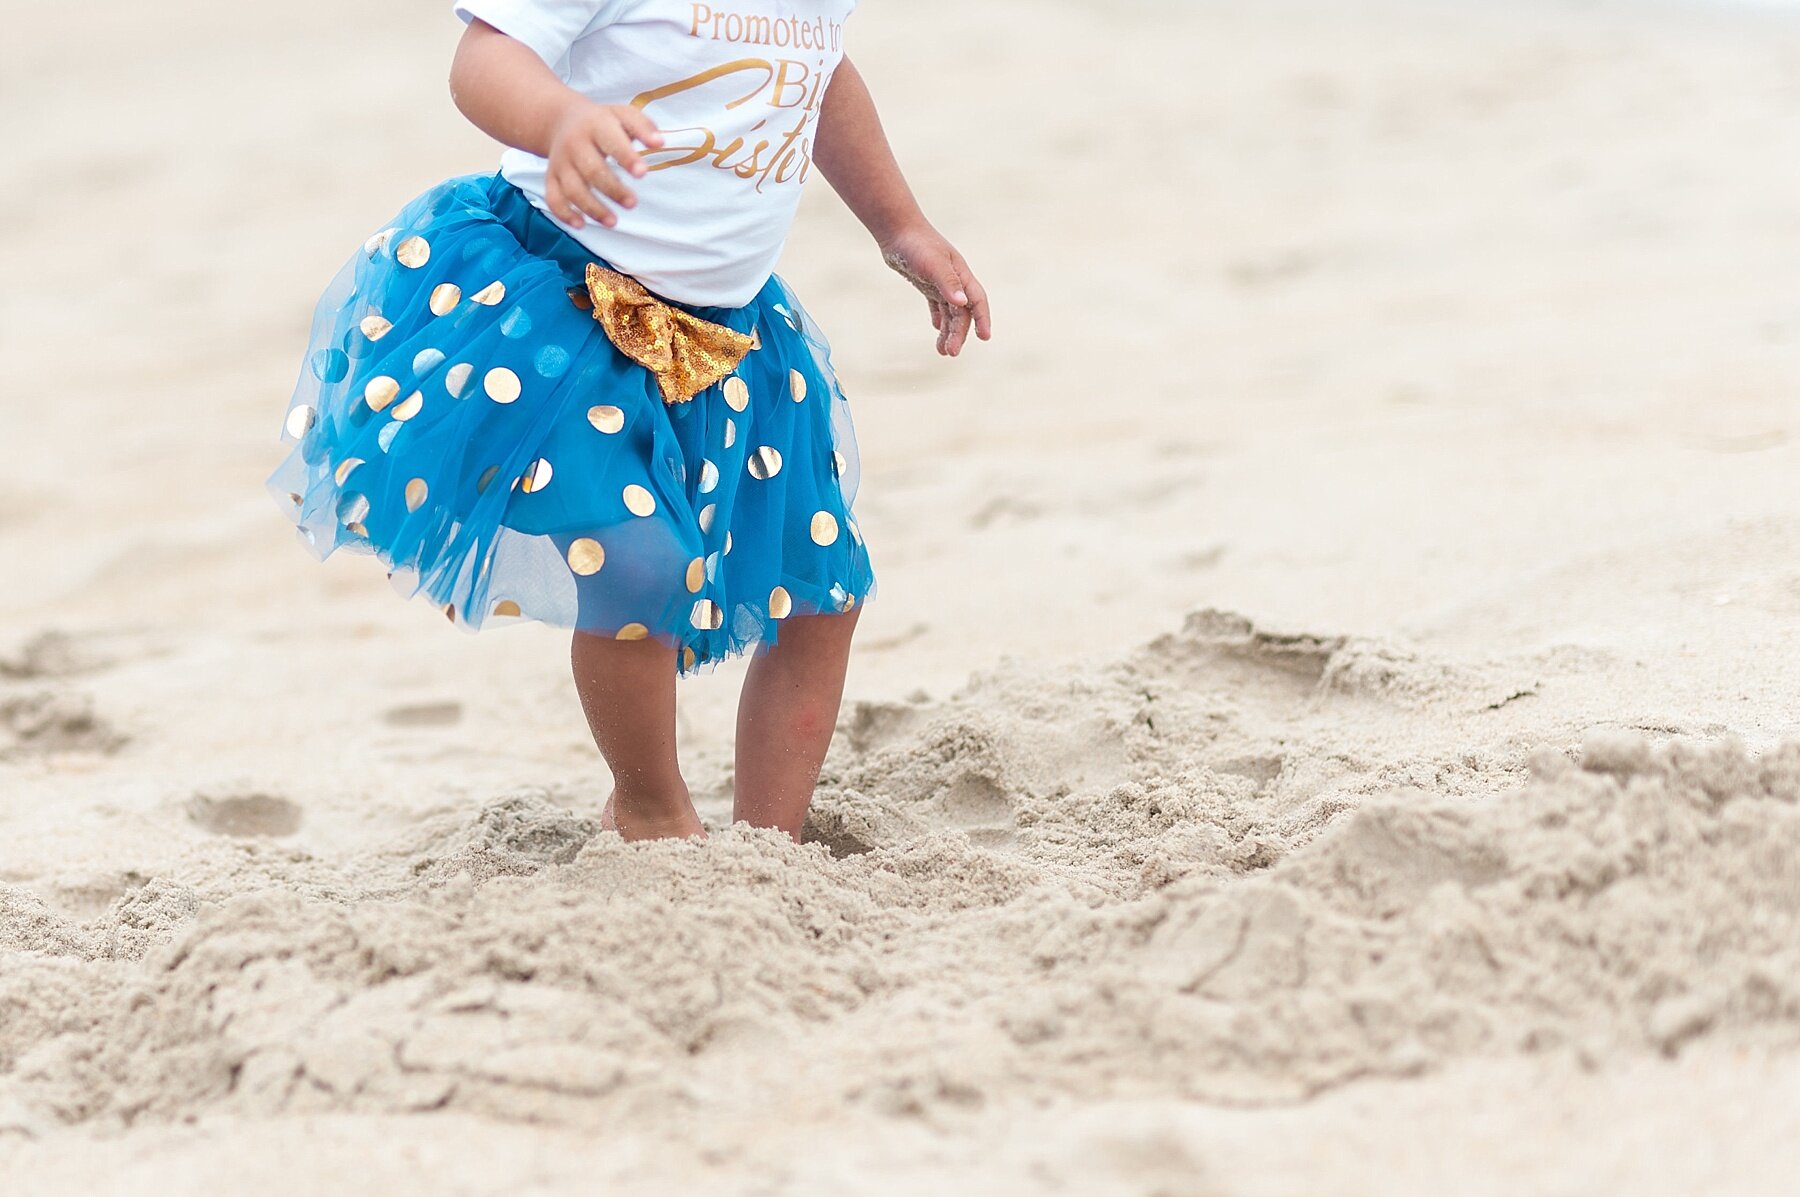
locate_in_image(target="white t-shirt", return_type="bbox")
[453,0,857,307]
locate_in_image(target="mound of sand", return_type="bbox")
[3,610,1796,1145]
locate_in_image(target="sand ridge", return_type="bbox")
[3,611,1798,1162]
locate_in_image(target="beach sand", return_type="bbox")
[3,0,1800,1191]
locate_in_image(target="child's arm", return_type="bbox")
[813,58,993,357]
[448,18,664,230]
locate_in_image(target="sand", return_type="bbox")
[4,0,1800,1192]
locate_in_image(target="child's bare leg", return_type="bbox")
[571,631,704,841]
[732,607,862,839]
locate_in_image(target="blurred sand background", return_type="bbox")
[4,0,1800,1192]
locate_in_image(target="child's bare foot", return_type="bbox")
[571,631,699,841]
[601,785,706,842]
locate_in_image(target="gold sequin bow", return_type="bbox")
[583,262,754,406]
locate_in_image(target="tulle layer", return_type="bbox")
[268,172,875,675]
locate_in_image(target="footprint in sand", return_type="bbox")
[186,792,304,838]
[0,630,160,761]
[383,701,465,728]
[935,771,1019,848]
[1213,752,1287,790]
[841,697,931,754]
[970,495,1044,530]
[1140,609,1345,707]
[0,631,91,680]
[0,690,127,759]
[0,627,167,681]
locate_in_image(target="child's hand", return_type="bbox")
[880,226,993,357]
[545,101,665,230]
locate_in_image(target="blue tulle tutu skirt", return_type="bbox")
[269,172,875,675]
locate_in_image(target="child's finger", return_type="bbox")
[926,259,969,309]
[594,126,649,180]
[941,257,972,310]
[616,105,665,151]
[557,166,618,227]
[945,304,972,356]
[943,301,961,353]
[928,297,943,331]
[545,178,585,228]
[552,174,606,228]
[575,151,637,209]
[568,173,619,225]
[957,261,993,341]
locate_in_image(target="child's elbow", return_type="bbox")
[447,22,493,116]
[448,48,473,114]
